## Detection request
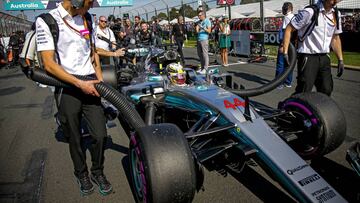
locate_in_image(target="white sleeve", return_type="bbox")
[36,17,55,51]
[291,9,313,30]
[334,10,342,34]
[282,15,292,29]
[27,34,37,60]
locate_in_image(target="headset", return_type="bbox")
[71,0,85,9]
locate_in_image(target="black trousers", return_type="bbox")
[295,53,333,96]
[175,39,185,64]
[55,87,107,176]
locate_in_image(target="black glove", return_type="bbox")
[337,60,344,77]
[283,53,290,67]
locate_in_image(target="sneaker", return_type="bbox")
[285,84,292,88]
[277,84,284,89]
[91,173,113,195]
[75,173,94,195]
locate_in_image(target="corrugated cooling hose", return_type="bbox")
[230,43,297,97]
[28,68,146,131]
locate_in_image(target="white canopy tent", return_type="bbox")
[170,17,194,24]
[158,19,169,25]
[206,7,246,19]
[247,8,282,18]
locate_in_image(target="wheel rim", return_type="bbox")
[282,101,321,156]
[130,136,147,202]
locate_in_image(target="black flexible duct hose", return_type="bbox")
[230,43,297,97]
[29,69,146,131]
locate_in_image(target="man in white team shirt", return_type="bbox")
[95,15,123,64]
[36,0,112,196]
[283,0,344,96]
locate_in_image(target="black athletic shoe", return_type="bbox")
[91,173,113,195]
[75,172,95,195]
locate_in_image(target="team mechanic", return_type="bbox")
[36,0,112,195]
[283,0,344,96]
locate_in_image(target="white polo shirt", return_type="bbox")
[95,26,115,51]
[36,3,95,75]
[291,2,342,54]
[282,13,294,29]
[20,30,39,66]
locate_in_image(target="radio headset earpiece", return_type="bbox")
[71,0,85,9]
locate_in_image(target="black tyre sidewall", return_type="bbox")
[282,92,346,159]
[129,123,196,203]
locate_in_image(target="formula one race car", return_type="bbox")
[26,43,347,203]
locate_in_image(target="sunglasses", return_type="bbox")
[100,20,107,23]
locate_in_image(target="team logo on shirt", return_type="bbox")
[294,12,304,24]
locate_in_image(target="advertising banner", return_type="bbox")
[4,0,133,11]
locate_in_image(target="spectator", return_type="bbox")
[133,16,141,36]
[151,18,163,46]
[8,31,20,66]
[95,15,120,64]
[195,11,212,74]
[276,2,294,89]
[283,0,344,96]
[172,15,186,65]
[136,22,153,46]
[124,18,135,40]
[219,15,231,67]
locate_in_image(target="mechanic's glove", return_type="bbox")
[337,60,344,77]
[283,53,290,67]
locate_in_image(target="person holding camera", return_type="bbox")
[95,16,124,65]
[196,11,212,74]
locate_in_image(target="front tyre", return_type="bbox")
[280,92,346,160]
[129,123,196,203]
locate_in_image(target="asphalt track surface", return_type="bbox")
[0,48,359,202]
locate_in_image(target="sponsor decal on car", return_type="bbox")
[224,98,245,110]
[298,174,321,186]
[287,164,309,175]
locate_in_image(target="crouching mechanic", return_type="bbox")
[36,0,112,195]
[283,0,344,96]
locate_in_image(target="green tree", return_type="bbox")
[169,7,179,20]
[157,12,168,20]
[179,4,197,18]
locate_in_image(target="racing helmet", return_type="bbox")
[166,63,186,86]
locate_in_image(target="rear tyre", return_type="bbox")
[129,123,196,203]
[279,92,346,160]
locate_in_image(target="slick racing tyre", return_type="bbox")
[279,92,346,160]
[129,123,196,203]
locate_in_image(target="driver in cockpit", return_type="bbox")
[166,63,187,86]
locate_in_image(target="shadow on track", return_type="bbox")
[311,157,360,203]
[227,71,271,85]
